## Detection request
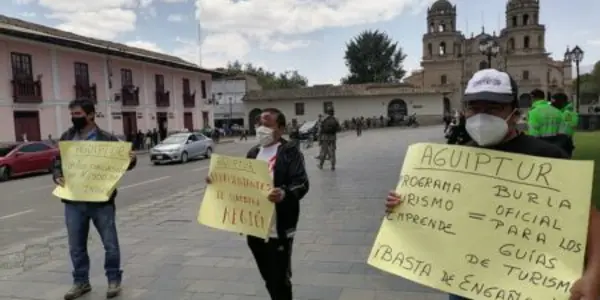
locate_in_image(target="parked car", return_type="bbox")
[150,132,213,165]
[0,141,59,181]
[298,120,319,141]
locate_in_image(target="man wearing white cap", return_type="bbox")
[385,69,600,300]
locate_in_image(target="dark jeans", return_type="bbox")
[65,202,122,284]
[247,236,294,300]
[448,295,469,300]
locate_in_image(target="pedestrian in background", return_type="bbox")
[527,89,563,147]
[318,108,341,170]
[552,92,579,157]
[52,98,137,300]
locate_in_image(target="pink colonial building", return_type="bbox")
[0,15,218,142]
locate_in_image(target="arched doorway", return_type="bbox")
[387,99,408,125]
[518,93,532,108]
[443,97,451,115]
[248,108,262,134]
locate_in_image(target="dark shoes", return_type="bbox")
[64,282,121,300]
[106,282,122,298]
[64,283,91,300]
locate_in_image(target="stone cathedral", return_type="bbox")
[404,0,573,111]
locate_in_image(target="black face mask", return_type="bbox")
[71,117,88,130]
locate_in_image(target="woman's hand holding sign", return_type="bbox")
[385,191,402,213]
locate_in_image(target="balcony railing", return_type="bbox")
[155,90,170,107]
[183,91,196,108]
[11,78,42,103]
[121,85,140,106]
[74,83,97,103]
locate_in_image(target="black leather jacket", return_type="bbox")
[246,138,309,239]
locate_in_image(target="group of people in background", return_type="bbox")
[527,89,578,157]
[128,129,161,151]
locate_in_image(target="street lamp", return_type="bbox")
[479,34,500,69]
[565,45,584,113]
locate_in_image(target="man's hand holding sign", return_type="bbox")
[52,141,134,201]
[370,143,594,300]
[199,154,275,239]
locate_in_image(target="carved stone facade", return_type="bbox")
[404,0,573,112]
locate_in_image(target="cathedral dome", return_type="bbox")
[430,0,453,12]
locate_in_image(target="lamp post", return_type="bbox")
[479,34,500,69]
[228,96,233,128]
[565,45,584,113]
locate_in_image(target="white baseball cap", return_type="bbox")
[463,69,517,104]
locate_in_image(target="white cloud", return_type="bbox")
[13,0,34,4]
[126,40,164,52]
[19,12,36,17]
[587,40,600,46]
[195,0,425,67]
[147,6,157,17]
[265,40,310,52]
[167,14,185,22]
[39,0,138,39]
[171,33,251,68]
[47,9,137,40]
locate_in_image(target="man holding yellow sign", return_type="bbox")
[51,99,137,300]
[379,69,600,300]
[205,108,309,300]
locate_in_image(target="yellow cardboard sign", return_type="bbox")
[368,143,594,300]
[198,154,275,239]
[52,141,132,202]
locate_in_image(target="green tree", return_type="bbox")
[577,61,600,100]
[342,30,407,84]
[219,61,308,89]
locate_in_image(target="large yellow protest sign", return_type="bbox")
[198,154,275,239]
[52,141,132,202]
[368,143,594,300]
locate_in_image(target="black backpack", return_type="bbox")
[321,117,338,134]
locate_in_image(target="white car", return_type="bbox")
[150,132,213,165]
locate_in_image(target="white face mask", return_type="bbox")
[465,113,510,147]
[256,126,274,146]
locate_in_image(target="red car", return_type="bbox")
[0,141,59,181]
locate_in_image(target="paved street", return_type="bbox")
[0,140,254,246]
[0,126,447,300]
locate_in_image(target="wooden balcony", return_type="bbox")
[183,92,196,108]
[11,78,42,103]
[155,91,170,107]
[121,85,140,106]
[74,83,97,103]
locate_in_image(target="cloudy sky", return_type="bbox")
[2,0,598,84]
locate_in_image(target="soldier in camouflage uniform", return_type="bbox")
[318,108,341,170]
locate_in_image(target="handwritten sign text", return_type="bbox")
[198,154,274,239]
[368,143,593,300]
[53,141,132,202]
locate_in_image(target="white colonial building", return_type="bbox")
[243,83,450,131]
[211,75,262,128]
